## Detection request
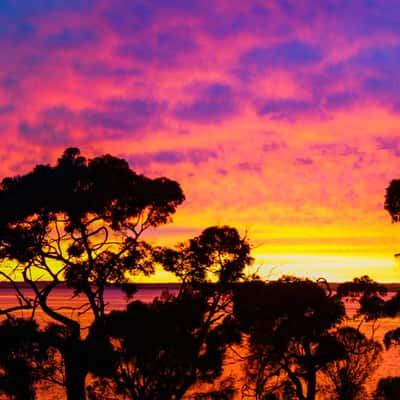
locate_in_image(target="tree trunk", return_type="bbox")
[63,342,88,400]
[306,370,316,400]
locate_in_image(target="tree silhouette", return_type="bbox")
[365,181,400,399]
[233,277,346,400]
[383,179,400,319]
[385,179,400,223]
[0,148,184,400]
[159,225,253,285]
[322,327,382,400]
[375,377,400,400]
[0,318,52,400]
[99,290,239,400]
[89,226,252,400]
[335,275,388,321]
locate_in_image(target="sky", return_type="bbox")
[1,0,400,281]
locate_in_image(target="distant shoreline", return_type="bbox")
[0,281,181,290]
[0,281,399,291]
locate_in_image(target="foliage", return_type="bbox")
[100,291,239,399]
[0,147,184,321]
[0,318,61,400]
[157,225,253,285]
[335,276,387,321]
[0,148,184,400]
[91,225,252,400]
[375,377,400,400]
[384,179,400,222]
[323,327,382,400]
[233,277,346,400]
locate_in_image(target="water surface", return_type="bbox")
[0,284,398,399]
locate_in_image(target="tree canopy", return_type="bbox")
[93,225,253,400]
[234,277,346,400]
[0,147,184,400]
[0,147,184,319]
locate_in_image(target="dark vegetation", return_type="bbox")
[0,148,398,399]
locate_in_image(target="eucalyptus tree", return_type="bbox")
[233,277,346,400]
[322,327,382,400]
[93,225,253,400]
[0,147,184,400]
[371,181,400,371]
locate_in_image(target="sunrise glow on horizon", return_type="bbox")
[2,1,400,282]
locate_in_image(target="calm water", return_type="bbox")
[0,285,399,399]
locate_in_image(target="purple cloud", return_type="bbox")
[310,143,360,157]
[0,104,14,114]
[375,136,400,157]
[73,61,142,78]
[81,99,167,135]
[236,162,262,173]
[102,2,153,36]
[116,27,197,66]
[262,141,287,152]
[323,45,400,110]
[127,148,217,167]
[45,28,97,49]
[19,121,72,146]
[240,40,322,70]
[174,83,236,124]
[325,92,359,110]
[295,157,314,166]
[0,0,94,18]
[3,22,37,43]
[257,98,321,121]
[19,98,167,145]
